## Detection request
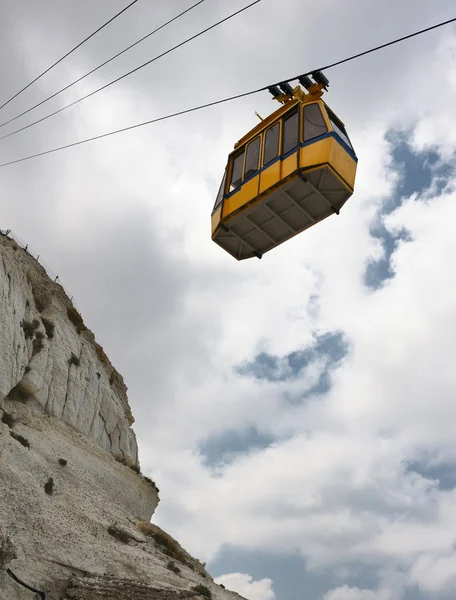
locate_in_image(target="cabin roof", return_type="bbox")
[233,98,300,150]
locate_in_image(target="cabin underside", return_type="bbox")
[212,165,352,261]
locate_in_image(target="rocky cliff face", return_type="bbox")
[0,233,137,465]
[0,233,244,600]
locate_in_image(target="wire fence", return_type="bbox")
[0,228,77,309]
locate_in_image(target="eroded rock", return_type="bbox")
[0,234,137,464]
[0,234,245,600]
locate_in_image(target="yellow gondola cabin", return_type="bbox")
[211,71,357,260]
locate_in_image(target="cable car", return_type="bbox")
[211,71,357,260]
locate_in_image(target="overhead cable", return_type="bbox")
[0,0,140,112]
[1,13,455,169]
[0,0,205,131]
[286,14,456,82]
[0,0,262,142]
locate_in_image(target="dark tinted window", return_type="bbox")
[213,172,226,210]
[282,109,299,155]
[327,108,353,150]
[229,150,245,191]
[244,136,261,178]
[263,122,280,165]
[303,103,327,141]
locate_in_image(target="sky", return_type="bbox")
[1,1,456,599]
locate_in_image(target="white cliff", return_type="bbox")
[0,233,137,465]
[0,233,244,600]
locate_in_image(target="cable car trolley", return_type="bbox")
[211,71,357,260]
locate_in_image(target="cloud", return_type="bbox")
[235,331,348,385]
[214,573,275,600]
[364,132,455,291]
[323,585,388,600]
[409,553,456,594]
[152,133,456,597]
[323,569,407,600]
[199,426,275,468]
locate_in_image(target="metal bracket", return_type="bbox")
[298,173,340,215]
[218,223,262,260]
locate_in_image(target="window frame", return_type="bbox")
[325,106,354,151]
[213,171,227,211]
[244,135,262,179]
[262,121,281,167]
[302,102,328,143]
[228,148,246,192]
[281,107,300,156]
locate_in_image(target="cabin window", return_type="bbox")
[303,103,327,141]
[213,171,226,210]
[326,108,353,150]
[229,150,245,191]
[263,122,280,166]
[282,109,299,155]
[244,136,261,178]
